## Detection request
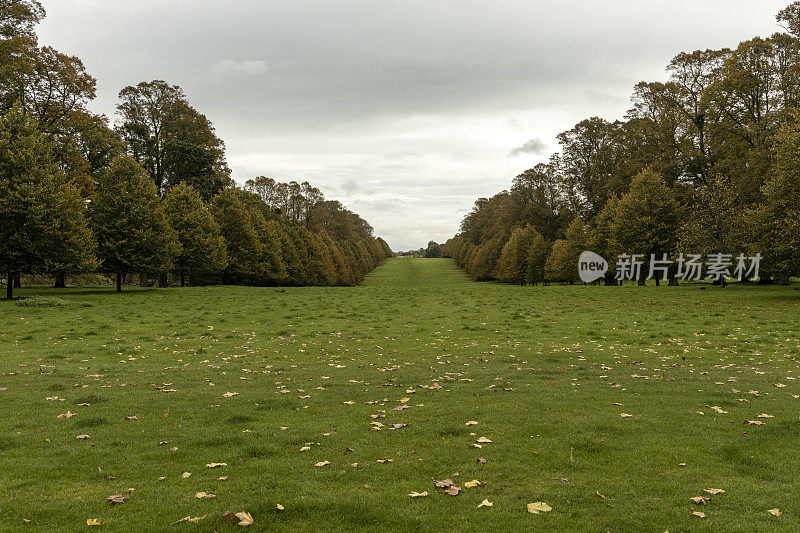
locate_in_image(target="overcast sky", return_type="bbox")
[38,0,789,250]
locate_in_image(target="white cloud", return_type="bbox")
[211,59,267,76]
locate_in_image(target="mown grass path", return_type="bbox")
[1,258,799,531]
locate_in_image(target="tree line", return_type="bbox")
[0,1,391,299]
[444,2,800,286]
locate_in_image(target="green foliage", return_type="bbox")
[752,113,800,278]
[90,155,180,285]
[0,106,96,297]
[525,231,551,285]
[15,295,67,307]
[544,218,588,282]
[164,182,227,285]
[611,169,680,258]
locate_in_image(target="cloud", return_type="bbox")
[509,138,547,157]
[211,59,267,76]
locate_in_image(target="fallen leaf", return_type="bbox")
[691,496,710,504]
[195,492,216,499]
[107,492,129,504]
[478,499,493,508]
[57,411,75,418]
[276,503,284,510]
[620,413,633,418]
[174,515,206,524]
[181,472,192,478]
[408,491,428,497]
[434,478,454,488]
[315,461,330,467]
[124,415,138,420]
[222,391,238,397]
[86,518,103,525]
[465,421,478,426]
[693,511,706,518]
[235,511,254,527]
[527,502,552,514]
[756,413,774,418]
[464,479,483,488]
[477,457,487,464]
[703,488,725,495]
[76,434,90,439]
[476,437,492,443]
[444,485,461,496]
[768,508,782,516]
[205,463,227,468]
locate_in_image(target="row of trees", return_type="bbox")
[0,1,391,298]
[443,2,800,286]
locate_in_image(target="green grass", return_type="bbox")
[1,257,799,531]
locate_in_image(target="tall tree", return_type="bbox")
[90,155,180,291]
[0,105,95,298]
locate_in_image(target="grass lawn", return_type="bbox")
[1,257,799,531]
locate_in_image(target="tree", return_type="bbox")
[425,241,442,258]
[611,169,681,285]
[0,0,45,40]
[544,218,588,283]
[752,112,800,282]
[0,105,95,298]
[90,155,180,291]
[210,188,261,284]
[497,226,536,285]
[163,182,227,286]
[116,80,230,197]
[525,232,551,285]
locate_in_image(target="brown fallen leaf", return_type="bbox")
[693,511,706,518]
[174,515,206,524]
[124,415,138,420]
[222,391,238,397]
[434,478,454,488]
[107,492,129,504]
[691,496,710,504]
[703,488,725,495]
[745,420,765,426]
[57,411,75,419]
[181,472,192,478]
[477,457,487,464]
[235,511,254,527]
[195,492,216,499]
[444,485,461,496]
[76,434,90,439]
[476,437,492,443]
[315,461,330,467]
[465,421,478,426]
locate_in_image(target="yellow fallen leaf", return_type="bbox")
[86,519,103,526]
[181,472,192,478]
[478,499,493,508]
[464,480,481,488]
[276,504,284,510]
[527,502,552,514]
[620,413,633,418]
[400,397,410,403]
[205,463,227,468]
[408,491,428,497]
[235,511,254,526]
[768,508,782,516]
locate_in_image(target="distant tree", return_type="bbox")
[425,241,442,258]
[90,155,179,292]
[467,235,505,281]
[0,105,95,298]
[611,169,681,285]
[587,196,620,285]
[164,182,227,286]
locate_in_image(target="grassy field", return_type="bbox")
[1,258,799,531]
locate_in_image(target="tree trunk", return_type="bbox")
[139,273,148,287]
[158,272,168,287]
[54,273,66,288]
[13,272,20,288]
[758,272,773,285]
[637,279,646,286]
[6,271,12,300]
[777,273,791,286]
[668,276,679,286]
[116,272,122,292]
[655,277,660,287]
[180,272,186,287]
